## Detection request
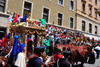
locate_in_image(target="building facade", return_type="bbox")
[0,0,9,39]
[1,0,100,40]
[0,0,77,39]
[76,0,100,40]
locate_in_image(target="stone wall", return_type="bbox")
[0,13,10,34]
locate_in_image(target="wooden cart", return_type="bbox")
[9,23,45,59]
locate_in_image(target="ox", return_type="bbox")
[54,44,95,67]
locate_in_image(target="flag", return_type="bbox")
[74,34,76,38]
[40,19,45,26]
[8,15,13,22]
[20,15,27,22]
[35,21,38,25]
[51,26,54,29]
[51,29,54,32]
[13,13,18,23]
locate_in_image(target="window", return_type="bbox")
[82,21,85,31]
[58,0,63,6]
[95,9,98,19]
[89,7,92,15]
[70,1,74,10]
[95,0,97,5]
[89,23,92,33]
[95,11,97,19]
[70,17,73,28]
[43,8,49,22]
[58,13,63,26]
[82,0,86,12]
[23,1,32,18]
[95,26,97,34]
[0,27,6,39]
[89,5,92,15]
[89,0,92,2]
[82,4,85,12]
[0,0,6,12]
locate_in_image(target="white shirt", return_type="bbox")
[15,52,26,67]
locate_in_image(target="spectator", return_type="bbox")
[54,48,63,63]
[49,41,53,56]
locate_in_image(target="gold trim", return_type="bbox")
[10,26,45,35]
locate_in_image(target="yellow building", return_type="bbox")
[1,0,100,40]
[0,0,76,39]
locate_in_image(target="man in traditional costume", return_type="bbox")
[54,50,72,67]
[43,34,51,55]
[27,46,46,67]
[8,35,26,66]
[8,35,19,66]
[15,44,26,67]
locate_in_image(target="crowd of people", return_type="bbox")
[0,24,100,67]
[44,24,99,55]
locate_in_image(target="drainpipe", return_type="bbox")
[75,0,77,33]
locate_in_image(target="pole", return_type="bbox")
[24,33,27,62]
[41,35,44,46]
[9,32,12,52]
[53,21,55,47]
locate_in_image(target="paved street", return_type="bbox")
[72,56,100,67]
[84,57,100,67]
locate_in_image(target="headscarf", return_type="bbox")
[9,35,19,62]
[7,33,10,39]
[18,43,25,53]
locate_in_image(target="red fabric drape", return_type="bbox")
[1,34,7,54]
[27,38,32,54]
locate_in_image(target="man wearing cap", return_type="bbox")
[27,46,46,67]
[54,50,71,67]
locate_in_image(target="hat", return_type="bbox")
[63,50,71,54]
[35,46,46,52]
[94,46,100,50]
[86,43,91,46]
[14,35,19,39]
[7,33,10,39]
[20,44,25,52]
